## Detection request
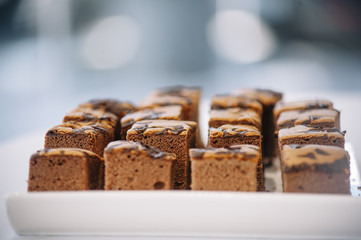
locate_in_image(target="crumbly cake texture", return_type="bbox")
[138,95,193,121]
[120,105,183,139]
[28,148,104,191]
[45,122,114,156]
[126,120,197,189]
[78,99,136,119]
[208,124,262,148]
[278,125,345,150]
[281,144,350,194]
[277,108,340,130]
[104,141,175,190]
[210,94,263,115]
[190,145,262,191]
[233,88,283,160]
[209,108,262,130]
[274,99,333,120]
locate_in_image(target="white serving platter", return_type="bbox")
[6,143,361,239]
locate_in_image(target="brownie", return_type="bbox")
[45,122,114,156]
[138,95,193,121]
[277,108,340,130]
[63,107,119,140]
[274,99,333,120]
[120,105,183,139]
[150,86,201,122]
[126,120,197,189]
[281,144,350,194]
[278,125,345,150]
[234,88,283,159]
[190,145,262,191]
[28,148,104,191]
[208,124,262,148]
[210,94,263,115]
[104,141,176,190]
[78,99,136,119]
[208,108,262,130]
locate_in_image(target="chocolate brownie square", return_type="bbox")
[104,141,175,190]
[234,88,283,158]
[277,108,340,130]
[208,124,262,148]
[126,120,197,189]
[138,95,193,121]
[274,99,333,120]
[120,105,183,139]
[78,99,136,119]
[45,122,114,156]
[210,94,263,116]
[28,148,104,191]
[63,107,119,140]
[190,145,261,191]
[150,86,201,122]
[281,144,350,194]
[209,108,262,130]
[278,125,345,150]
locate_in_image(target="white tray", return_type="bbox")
[6,144,361,239]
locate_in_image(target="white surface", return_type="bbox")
[6,191,361,239]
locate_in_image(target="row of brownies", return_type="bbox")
[191,89,283,191]
[27,87,350,194]
[274,99,349,193]
[28,86,201,191]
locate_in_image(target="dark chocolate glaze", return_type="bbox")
[315,148,330,156]
[297,152,316,160]
[122,112,166,128]
[106,141,170,159]
[87,99,135,117]
[284,155,349,174]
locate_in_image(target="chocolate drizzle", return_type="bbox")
[298,152,316,160]
[315,148,330,156]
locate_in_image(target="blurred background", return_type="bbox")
[1,0,361,148]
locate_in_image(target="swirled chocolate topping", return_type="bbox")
[127,120,197,136]
[105,140,175,161]
[190,145,260,162]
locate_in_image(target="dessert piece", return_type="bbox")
[150,86,201,122]
[138,95,193,121]
[63,108,118,129]
[126,120,197,189]
[277,108,340,130]
[190,145,262,191]
[63,107,119,140]
[45,122,114,156]
[278,125,345,150]
[210,94,263,116]
[209,108,262,130]
[28,148,104,191]
[274,99,333,120]
[104,141,175,190]
[281,144,350,194]
[234,88,283,158]
[208,124,262,148]
[78,99,136,119]
[120,105,183,139]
